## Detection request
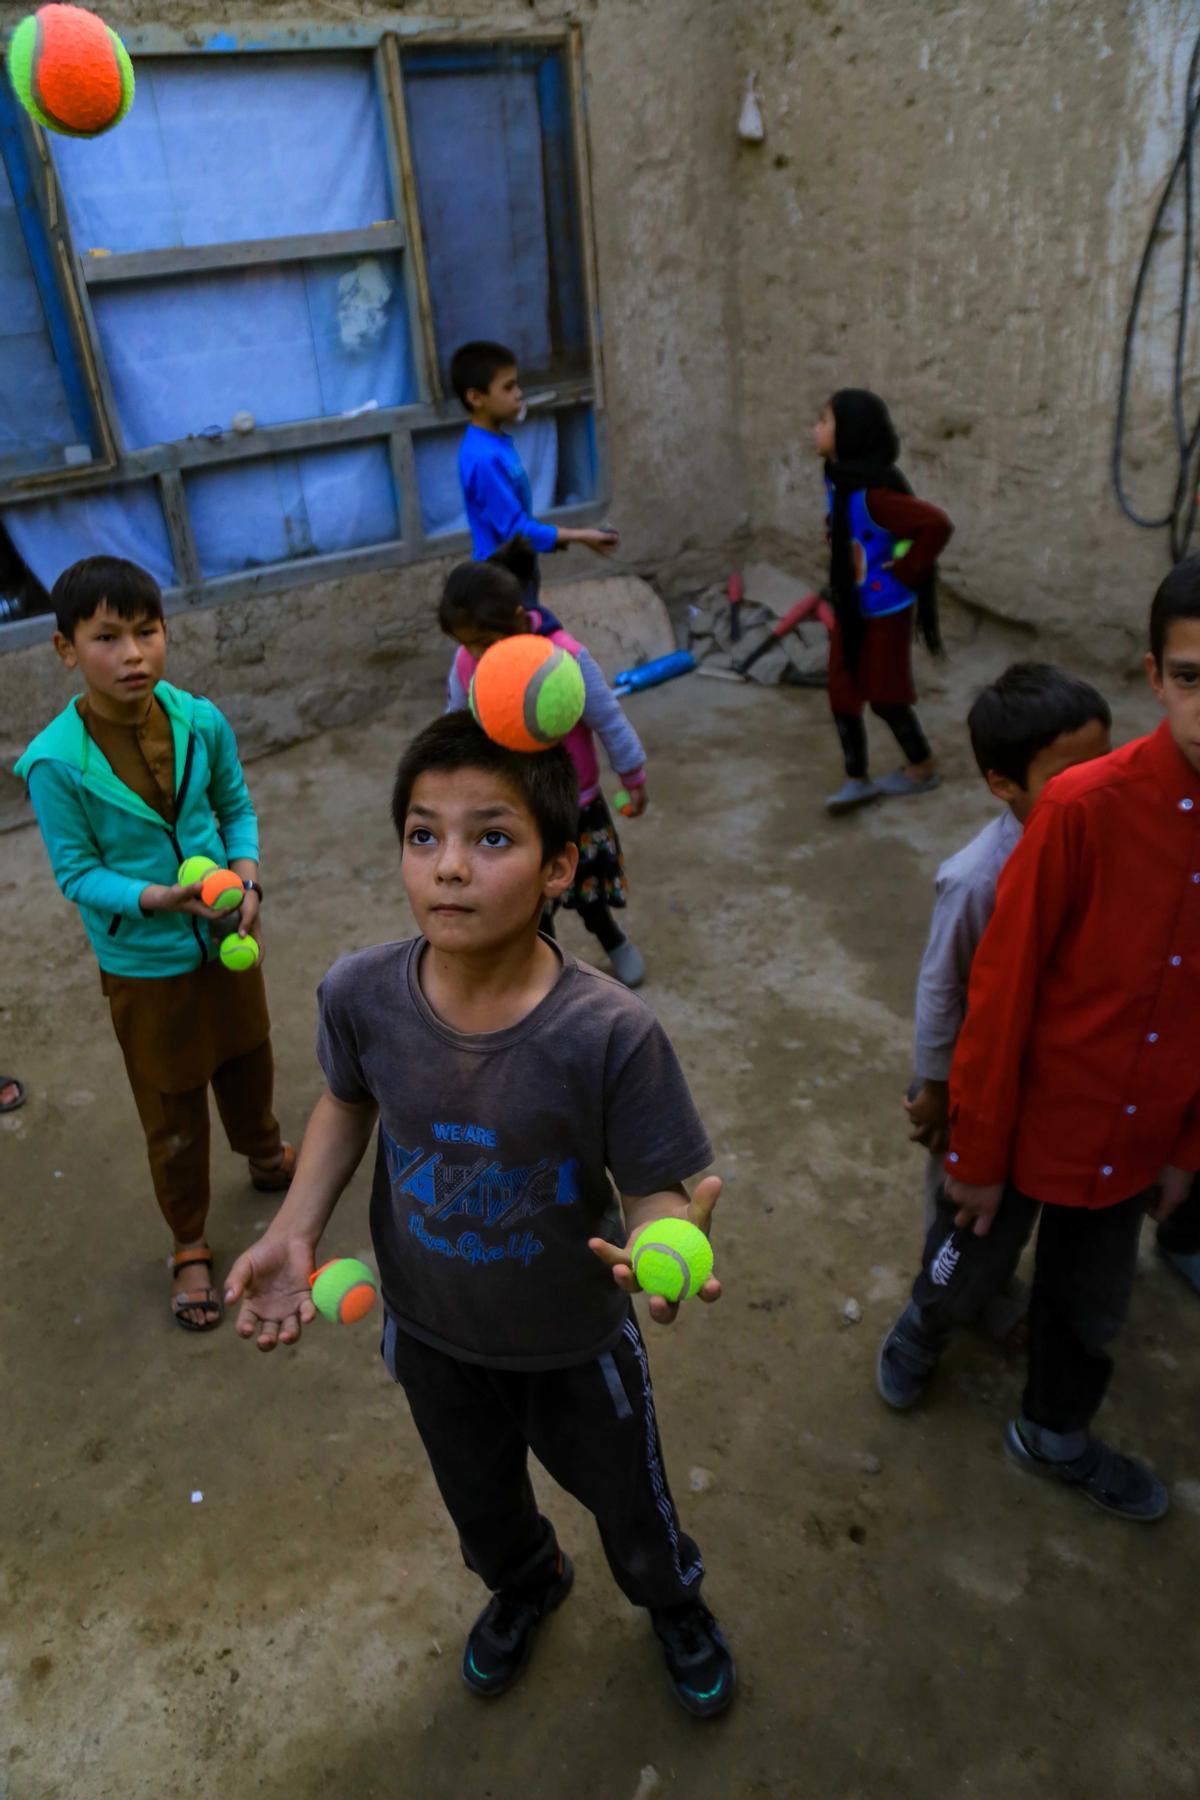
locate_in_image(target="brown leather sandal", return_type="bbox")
[248,1141,296,1192]
[171,1247,223,1333]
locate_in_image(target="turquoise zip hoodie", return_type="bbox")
[14,680,260,977]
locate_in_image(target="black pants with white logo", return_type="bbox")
[910,1183,1148,1436]
[382,1312,704,1609]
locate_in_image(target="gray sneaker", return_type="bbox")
[874,768,942,799]
[1004,1419,1169,1522]
[609,937,646,988]
[825,777,879,815]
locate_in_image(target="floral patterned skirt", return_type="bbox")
[559,794,628,913]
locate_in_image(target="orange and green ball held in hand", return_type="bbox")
[8,6,134,138]
[469,635,586,753]
[309,1258,378,1324]
[629,1218,714,1303]
[199,867,244,913]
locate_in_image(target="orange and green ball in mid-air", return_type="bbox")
[469,635,586,753]
[7,6,134,138]
[309,1258,378,1324]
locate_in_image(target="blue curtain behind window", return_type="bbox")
[51,55,393,251]
[405,65,552,381]
[3,55,413,591]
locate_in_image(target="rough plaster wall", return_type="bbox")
[734,0,1198,664]
[0,0,745,819]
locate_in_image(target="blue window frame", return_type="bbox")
[0,22,607,645]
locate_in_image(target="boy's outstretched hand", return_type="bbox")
[224,1235,318,1351]
[589,1174,723,1325]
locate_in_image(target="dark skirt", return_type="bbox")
[827,607,917,714]
[559,794,628,913]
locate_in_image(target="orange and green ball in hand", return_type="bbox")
[8,6,134,138]
[200,867,244,913]
[309,1258,379,1324]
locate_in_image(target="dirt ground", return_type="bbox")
[3,611,1199,1800]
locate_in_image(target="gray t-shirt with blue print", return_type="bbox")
[316,938,713,1371]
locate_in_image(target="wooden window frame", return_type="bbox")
[0,18,609,652]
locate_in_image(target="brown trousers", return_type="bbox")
[124,1038,282,1243]
[103,958,282,1244]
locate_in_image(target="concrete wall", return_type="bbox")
[733,0,1197,667]
[0,0,745,824]
[5,0,1197,825]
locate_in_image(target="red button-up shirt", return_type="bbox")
[947,721,1200,1207]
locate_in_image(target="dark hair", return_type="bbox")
[51,556,164,641]
[450,340,518,410]
[438,536,537,639]
[967,662,1111,786]
[391,712,578,859]
[1149,556,1200,667]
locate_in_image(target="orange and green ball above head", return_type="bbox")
[7,6,135,138]
[468,635,586,753]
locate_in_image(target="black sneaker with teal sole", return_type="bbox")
[1003,1420,1169,1522]
[461,1553,574,1698]
[651,1601,736,1718]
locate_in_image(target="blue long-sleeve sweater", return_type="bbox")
[458,424,558,558]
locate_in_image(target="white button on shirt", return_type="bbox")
[1171,955,1183,967]
[1181,799,1195,812]
[1148,1032,1159,1043]
[1101,1165,1113,1177]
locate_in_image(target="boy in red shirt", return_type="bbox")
[938,561,1200,1522]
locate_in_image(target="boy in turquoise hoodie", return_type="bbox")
[15,557,293,1331]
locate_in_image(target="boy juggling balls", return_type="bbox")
[224,713,735,1717]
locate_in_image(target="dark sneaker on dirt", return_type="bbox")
[1004,1420,1169,1522]
[461,1553,574,1697]
[651,1601,736,1718]
[877,1307,944,1410]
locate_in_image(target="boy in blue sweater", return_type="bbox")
[452,341,619,571]
[14,557,293,1332]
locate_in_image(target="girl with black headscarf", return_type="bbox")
[814,389,953,814]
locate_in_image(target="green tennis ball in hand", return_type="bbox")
[309,1257,378,1324]
[629,1218,714,1303]
[219,932,260,973]
[178,854,218,886]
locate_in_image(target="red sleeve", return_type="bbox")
[866,489,953,586]
[946,796,1080,1185]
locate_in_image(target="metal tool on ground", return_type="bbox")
[728,589,835,679]
[727,569,744,644]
